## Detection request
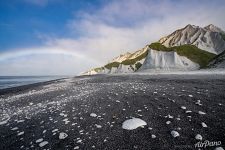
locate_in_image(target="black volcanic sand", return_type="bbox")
[0,74,225,150]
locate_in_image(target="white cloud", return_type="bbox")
[1,0,225,75]
[0,54,86,76]
[49,0,225,63]
[0,47,99,76]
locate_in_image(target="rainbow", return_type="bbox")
[0,47,96,63]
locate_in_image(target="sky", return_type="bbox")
[0,0,225,76]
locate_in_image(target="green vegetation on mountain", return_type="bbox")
[148,42,173,51]
[91,42,216,73]
[94,67,104,72]
[103,49,148,70]
[130,65,135,71]
[104,62,120,69]
[207,50,225,68]
[121,50,148,65]
[149,42,216,68]
[135,62,142,70]
[174,45,216,68]
[220,33,225,41]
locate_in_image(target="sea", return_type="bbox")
[0,76,69,89]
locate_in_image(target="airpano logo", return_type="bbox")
[195,140,221,148]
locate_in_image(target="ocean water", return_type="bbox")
[0,76,68,89]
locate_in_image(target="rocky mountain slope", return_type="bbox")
[159,24,225,54]
[83,24,225,75]
[83,46,149,75]
[139,47,199,72]
[208,50,225,68]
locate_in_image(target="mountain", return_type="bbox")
[204,24,225,34]
[159,24,225,54]
[83,46,149,75]
[111,52,132,63]
[83,24,224,75]
[207,50,225,68]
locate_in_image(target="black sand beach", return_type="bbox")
[0,74,225,150]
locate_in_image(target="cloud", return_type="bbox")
[1,0,225,75]
[0,54,90,76]
[49,0,225,62]
[0,47,99,76]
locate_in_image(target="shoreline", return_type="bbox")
[0,77,69,96]
[1,73,225,96]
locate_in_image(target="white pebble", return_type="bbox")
[59,132,68,139]
[215,147,224,150]
[188,95,193,97]
[195,134,203,140]
[39,141,48,147]
[17,131,24,136]
[122,118,147,130]
[181,106,186,110]
[166,121,171,125]
[36,138,43,143]
[198,111,206,115]
[195,100,202,105]
[201,122,207,128]
[171,131,180,137]
[11,127,19,131]
[95,124,102,128]
[90,113,97,117]
[52,129,58,132]
[0,118,9,125]
[77,139,82,143]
